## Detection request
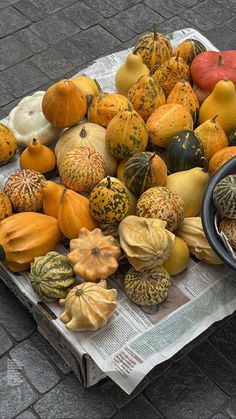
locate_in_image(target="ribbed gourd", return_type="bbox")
[213,175,236,219]
[194,116,228,161]
[167,79,199,123]
[208,146,236,176]
[88,92,129,127]
[154,54,191,97]
[29,252,75,303]
[174,39,207,65]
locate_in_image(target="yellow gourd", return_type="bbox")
[115,52,149,96]
[163,236,190,275]
[165,167,209,217]
[71,75,100,110]
[19,138,56,173]
[199,79,236,134]
[194,116,228,161]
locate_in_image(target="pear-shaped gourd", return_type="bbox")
[19,138,56,173]
[194,116,228,161]
[115,52,149,96]
[199,79,236,134]
[166,167,209,217]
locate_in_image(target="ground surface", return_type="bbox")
[1,0,236,418]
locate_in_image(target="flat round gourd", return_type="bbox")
[165,130,205,173]
[124,266,171,306]
[29,252,75,303]
[136,186,184,231]
[0,124,17,165]
[174,39,207,65]
[213,175,236,218]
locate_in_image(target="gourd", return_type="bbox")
[117,158,128,183]
[0,212,61,272]
[19,138,56,173]
[219,218,236,249]
[0,124,17,165]
[165,130,206,173]
[127,74,165,122]
[194,116,228,161]
[115,52,149,96]
[55,122,117,176]
[88,92,129,127]
[154,54,191,97]
[68,227,121,281]
[105,105,148,159]
[29,252,75,302]
[174,39,206,65]
[208,146,236,176]
[114,178,137,216]
[136,186,184,231]
[0,190,12,221]
[175,216,223,264]
[59,146,105,193]
[146,103,193,148]
[4,169,47,212]
[118,216,175,272]
[71,74,100,110]
[134,24,173,70]
[57,188,97,240]
[42,79,86,128]
[213,175,236,218]
[163,236,190,276]
[124,266,171,306]
[228,128,236,146]
[89,176,130,224]
[7,91,62,147]
[199,79,236,134]
[166,167,209,217]
[42,181,64,218]
[59,280,117,331]
[166,79,199,123]
[123,151,167,197]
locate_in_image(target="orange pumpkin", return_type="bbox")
[208,146,236,176]
[88,92,129,128]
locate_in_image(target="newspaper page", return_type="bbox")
[1,28,233,395]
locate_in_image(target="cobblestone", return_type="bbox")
[0,35,32,71]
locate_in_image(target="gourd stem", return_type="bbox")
[60,187,67,204]
[218,53,224,66]
[32,138,38,146]
[94,79,102,92]
[0,245,5,262]
[211,114,219,123]
[80,127,87,138]
[152,23,157,40]
[107,176,111,189]
[175,51,180,61]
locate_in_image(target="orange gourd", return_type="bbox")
[42,181,64,218]
[167,79,199,123]
[154,54,191,97]
[88,92,129,128]
[208,146,236,176]
[19,138,56,173]
[194,116,228,161]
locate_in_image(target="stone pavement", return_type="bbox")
[1,0,236,418]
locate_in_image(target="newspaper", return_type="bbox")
[1,28,233,395]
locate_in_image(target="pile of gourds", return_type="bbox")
[0,24,236,332]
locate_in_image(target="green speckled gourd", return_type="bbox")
[124,266,171,306]
[154,54,190,97]
[213,175,236,219]
[105,104,148,159]
[167,79,199,123]
[174,39,207,65]
[29,251,75,303]
[89,176,130,224]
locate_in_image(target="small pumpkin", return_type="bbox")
[57,188,97,240]
[213,174,236,219]
[29,252,75,302]
[194,116,228,161]
[42,79,86,128]
[124,151,167,197]
[154,53,191,97]
[89,176,130,224]
[0,212,61,272]
[136,186,185,231]
[146,103,193,148]
[124,266,171,306]
[0,124,17,165]
[19,138,56,173]
[42,181,64,218]
[167,79,199,123]
[115,52,149,96]
[71,74,100,110]
[166,130,205,173]
[208,146,236,176]
[59,280,117,331]
[174,39,207,65]
[59,146,105,193]
[4,169,47,212]
[127,74,165,121]
[134,24,173,70]
[105,104,148,159]
[88,92,129,127]
[68,227,121,281]
[0,190,12,221]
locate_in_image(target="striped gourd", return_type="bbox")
[154,55,190,97]
[124,151,167,197]
[174,39,206,65]
[89,176,130,224]
[29,251,75,303]
[213,175,236,219]
[124,266,171,306]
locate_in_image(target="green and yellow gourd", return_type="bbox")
[29,252,75,303]
[213,175,236,219]
[174,39,207,65]
[154,53,190,97]
[167,79,199,123]
[89,176,130,224]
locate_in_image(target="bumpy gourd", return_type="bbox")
[0,124,17,165]
[68,227,121,281]
[88,92,129,127]
[194,116,228,161]
[59,280,117,331]
[115,52,149,96]
[213,175,236,219]
[124,267,171,306]
[29,252,75,302]
[167,79,199,123]
[118,215,175,272]
[0,212,61,272]
[19,138,56,173]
